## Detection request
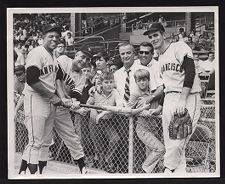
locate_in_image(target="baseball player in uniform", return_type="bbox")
[144,23,201,173]
[18,25,63,174]
[50,42,93,174]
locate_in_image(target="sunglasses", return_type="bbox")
[139,51,150,55]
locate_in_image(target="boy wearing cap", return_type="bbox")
[144,23,201,173]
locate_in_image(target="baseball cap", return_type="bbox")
[42,24,61,35]
[78,45,93,58]
[143,23,165,35]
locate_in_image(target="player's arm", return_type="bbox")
[26,66,61,106]
[63,72,83,101]
[146,63,164,104]
[55,64,66,99]
[177,55,195,115]
[146,85,164,104]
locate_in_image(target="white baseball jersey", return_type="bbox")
[158,41,201,93]
[57,55,86,95]
[25,46,59,93]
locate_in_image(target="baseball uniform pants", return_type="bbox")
[162,92,201,172]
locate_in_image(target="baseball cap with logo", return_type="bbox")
[78,45,93,59]
[42,24,61,35]
[143,23,165,35]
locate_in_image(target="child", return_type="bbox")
[81,63,94,104]
[127,69,165,173]
[80,72,123,172]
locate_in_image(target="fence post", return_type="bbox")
[128,116,134,174]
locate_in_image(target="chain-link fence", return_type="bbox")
[14,98,216,174]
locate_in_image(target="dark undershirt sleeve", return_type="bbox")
[26,66,40,85]
[70,91,82,101]
[159,92,165,106]
[181,55,195,88]
[56,64,64,80]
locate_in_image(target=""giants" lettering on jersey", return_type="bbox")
[161,63,183,74]
[40,65,58,76]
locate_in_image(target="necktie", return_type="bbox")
[124,69,131,102]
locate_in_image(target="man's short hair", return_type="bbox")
[93,51,109,62]
[58,39,66,46]
[134,69,150,82]
[179,27,185,33]
[99,71,114,82]
[82,62,92,69]
[139,42,154,54]
[118,42,134,51]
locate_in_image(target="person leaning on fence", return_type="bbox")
[80,62,95,104]
[135,41,164,107]
[91,51,109,85]
[78,71,123,173]
[52,44,94,174]
[127,69,165,173]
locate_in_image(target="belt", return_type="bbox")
[165,91,181,95]
[165,91,200,95]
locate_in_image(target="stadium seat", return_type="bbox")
[186,124,213,173]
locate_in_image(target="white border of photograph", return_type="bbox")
[7,6,219,179]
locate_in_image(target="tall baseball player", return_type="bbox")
[18,24,63,174]
[143,23,201,173]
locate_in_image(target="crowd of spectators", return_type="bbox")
[131,15,215,53]
[13,14,71,65]
[13,14,121,67]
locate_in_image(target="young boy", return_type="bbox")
[127,69,165,173]
[80,72,123,172]
[81,63,94,104]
